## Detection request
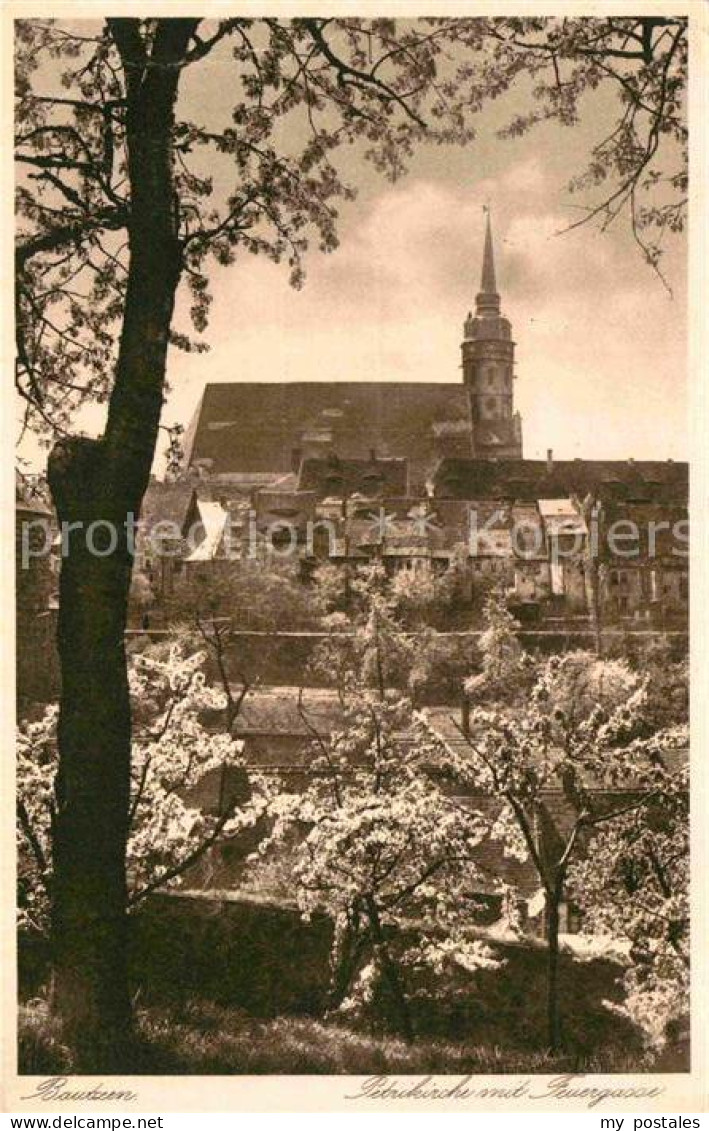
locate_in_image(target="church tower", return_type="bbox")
[461,211,523,459]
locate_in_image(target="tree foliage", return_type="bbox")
[567,749,689,1049]
[15,16,474,438]
[164,556,323,633]
[255,686,500,1037]
[428,591,690,1050]
[16,16,687,439]
[480,16,687,284]
[464,588,533,704]
[14,14,688,1060]
[310,562,469,703]
[17,643,262,935]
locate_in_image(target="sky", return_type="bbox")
[166,39,687,469]
[18,21,688,473]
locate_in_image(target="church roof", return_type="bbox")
[184,381,472,490]
[432,458,688,505]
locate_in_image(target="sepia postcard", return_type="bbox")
[2,0,707,1115]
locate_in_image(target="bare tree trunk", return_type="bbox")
[328,924,367,1012]
[546,891,562,1053]
[46,18,197,1068]
[365,898,414,1040]
[48,443,134,1065]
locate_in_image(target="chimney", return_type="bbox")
[291,447,302,474]
[461,696,471,738]
[369,447,377,462]
[546,448,553,474]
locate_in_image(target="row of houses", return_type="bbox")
[136,451,688,624]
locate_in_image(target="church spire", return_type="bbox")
[460,206,523,459]
[480,207,497,294]
[475,207,501,316]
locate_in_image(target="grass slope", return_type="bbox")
[19,999,682,1076]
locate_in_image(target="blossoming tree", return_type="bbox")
[442,644,688,1051]
[17,644,262,939]
[257,686,501,1039]
[567,739,688,1050]
[15,13,686,1059]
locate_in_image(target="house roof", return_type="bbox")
[432,458,688,504]
[298,454,409,499]
[184,499,229,562]
[539,499,587,539]
[232,687,345,738]
[140,480,196,531]
[16,495,53,518]
[425,707,688,790]
[16,470,53,519]
[183,381,472,489]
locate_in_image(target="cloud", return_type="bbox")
[45,151,684,470]
[194,154,685,333]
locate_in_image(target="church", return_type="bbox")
[143,215,688,624]
[183,211,522,490]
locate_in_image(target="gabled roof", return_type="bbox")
[15,471,52,514]
[184,499,229,562]
[16,494,52,518]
